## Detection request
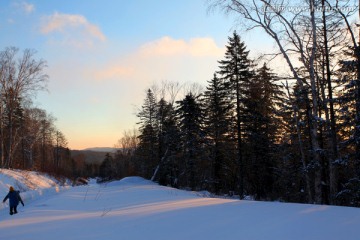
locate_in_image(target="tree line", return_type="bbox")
[108,0,360,207]
[0,47,74,177]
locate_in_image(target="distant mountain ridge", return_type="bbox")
[70,147,119,165]
[82,147,120,153]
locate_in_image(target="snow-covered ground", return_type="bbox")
[0,169,69,212]
[0,169,360,240]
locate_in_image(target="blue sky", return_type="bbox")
[0,0,274,149]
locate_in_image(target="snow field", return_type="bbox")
[0,170,360,240]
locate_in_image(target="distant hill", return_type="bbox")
[70,149,111,164]
[83,147,120,153]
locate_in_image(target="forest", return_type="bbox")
[2,0,360,207]
[107,0,360,207]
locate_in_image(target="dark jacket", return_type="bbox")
[3,190,24,207]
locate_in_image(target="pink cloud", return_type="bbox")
[40,12,106,46]
[139,36,224,57]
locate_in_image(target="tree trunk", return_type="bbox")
[309,0,323,204]
[151,148,169,182]
[7,108,13,169]
[356,2,360,177]
[236,80,244,199]
[321,0,338,204]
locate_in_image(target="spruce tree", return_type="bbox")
[218,31,252,198]
[154,98,180,186]
[243,63,285,200]
[203,73,234,194]
[136,89,158,177]
[335,50,360,206]
[99,153,115,182]
[176,93,204,190]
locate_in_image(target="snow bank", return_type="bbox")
[106,176,155,187]
[0,169,70,210]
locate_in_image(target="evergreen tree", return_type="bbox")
[154,98,180,186]
[203,73,235,194]
[243,63,285,200]
[136,89,158,177]
[99,153,115,182]
[157,98,169,160]
[176,93,204,190]
[334,49,360,206]
[217,31,253,198]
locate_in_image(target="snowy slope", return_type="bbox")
[0,169,69,211]
[0,171,360,240]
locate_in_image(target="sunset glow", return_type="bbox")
[0,0,272,149]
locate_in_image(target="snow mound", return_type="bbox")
[119,176,154,185]
[106,176,155,187]
[0,168,69,211]
[0,169,58,192]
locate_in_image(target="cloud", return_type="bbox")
[94,66,134,81]
[139,36,224,57]
[21,2,35,13]
[14,1,35,14]
[92,36,224,84]
[40,12,106,47]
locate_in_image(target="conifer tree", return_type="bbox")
[136,89,158,177]
[99,153,116,182]
[243,63,285,200]
[153,98,180,186]
[335,49,360,206]
[217,31,252,198]
[176,93,204,190]
[203,73,234,194]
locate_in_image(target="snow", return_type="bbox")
[1,169,360,240]
[0,169,70,213]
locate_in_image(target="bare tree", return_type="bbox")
[40,114,56,171]
[54,130,68,169]
[115,128,139,155]
[149,80,184,106]
[0,47,48,168]
[317,0,349,203]
[22,107,47,169]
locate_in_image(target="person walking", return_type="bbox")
[3,186,24,215]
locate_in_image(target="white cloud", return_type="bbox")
[14,1,35,14]
[22,2,34,13]
[139,36,224,57]
[40,12,106,47]
[91,36,224,85]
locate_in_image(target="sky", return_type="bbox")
[0,0,275,150]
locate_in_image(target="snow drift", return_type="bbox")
[0,169,69,211]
